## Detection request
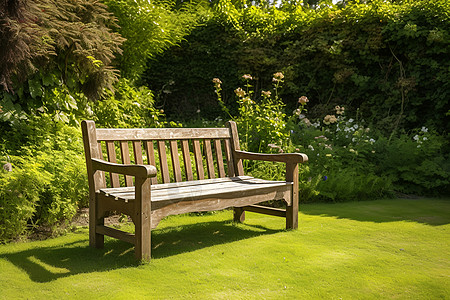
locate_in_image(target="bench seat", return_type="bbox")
[97,176,293,229]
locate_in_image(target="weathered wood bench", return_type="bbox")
[81,120,308,260]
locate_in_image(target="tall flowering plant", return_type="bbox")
[213,72,291,153]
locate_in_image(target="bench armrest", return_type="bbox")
[234,150,308,164]
[91,158,158,178]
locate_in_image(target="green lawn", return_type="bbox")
[0,198,449,299]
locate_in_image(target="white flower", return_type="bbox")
[413,135,419,141]
[308,145,315,151]
[369,138,376,144]
[353,124,359,130]
[423,137,428,141]
[421,127,428,133]
[348,118,354,123]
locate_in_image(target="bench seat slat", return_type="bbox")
[99,176,254,194]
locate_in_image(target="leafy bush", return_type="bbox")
[0,157,51,242]
[92,79,165,128]
[144,0,450,134]
[0,119,88,241]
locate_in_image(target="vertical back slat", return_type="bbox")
[145,141,158,185]
[170,140,182,182]
[224,139,235,177]
[133,141,144,165]
[157,140,171,183]
[120,141,133,186]
[214,139,226,178]
[227,121,245,176]
[97,142,107,187]
[192,139,205,180]
[181,140,194,181]
[106,141,120,187]
[204,139,215,179]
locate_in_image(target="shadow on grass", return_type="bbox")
[1,220,280,283]
[301,198,450,226]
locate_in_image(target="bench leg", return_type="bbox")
[286,163,299,230]
[233,207,245,223]
[134,177,152,261]
[89,196,104,248]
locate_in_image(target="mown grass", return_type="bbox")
[0,198,449,299]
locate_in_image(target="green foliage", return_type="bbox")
[375,130,450,195]
[103,0,206,81]
[0,0,124,100]
[144,0,450,134]
[92,79,166,128]
[0,117,89,241]
[0,157,51,242]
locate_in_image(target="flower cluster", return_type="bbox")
[335,105,345,115]
[413,127,429,147]
[323,114,337,125]
[272,72,284,82]
[234,87,246,98]
[212,78,222,88]
[298,96,309,105]
[261,90,271,98]
[242,74,253,80]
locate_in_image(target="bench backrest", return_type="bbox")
[81,120,244,190]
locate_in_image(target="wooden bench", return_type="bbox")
[81,120,308,260]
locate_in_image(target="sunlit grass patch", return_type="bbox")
[0,198,449,299]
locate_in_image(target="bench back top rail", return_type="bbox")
[82,120,245,190]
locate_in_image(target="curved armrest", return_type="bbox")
[91,158,158,178]
[234,150,308,164]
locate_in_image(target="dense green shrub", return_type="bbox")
[0,157,51,242]
[144,0,450,134]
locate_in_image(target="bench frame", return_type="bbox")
[81,120,308,260]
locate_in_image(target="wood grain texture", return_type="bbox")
[81,120,105,249]
[204,139,215,179]
[226,121,244,176]
[157,140,170,183]
[120,141,133,187]
[134,177,152,260]
[214,139,226,178]
[285,162,299,229]
[106,141,120,187]
[192,140,205,180]
[145,141,158,185]
[234,150,308,163]
[223,139,235,177]
[170,140,182,182]
[96,127,231,141]
[181,140,194,181]
[133,141,144,165]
